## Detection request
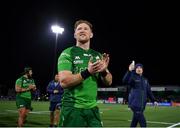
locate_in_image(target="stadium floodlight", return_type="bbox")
[51,25,64,34]
[51,25,64,77]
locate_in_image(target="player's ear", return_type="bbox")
[90,33,93,38]
[74,33,77,39]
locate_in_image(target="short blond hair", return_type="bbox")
[74,20,93,31]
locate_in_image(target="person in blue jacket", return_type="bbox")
[47,74,64,127]
[122,61,158,127]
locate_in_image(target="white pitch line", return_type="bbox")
[128,120,174,125]
[167,122,180,128]
[5,110,49,114]
[0,112,7,115]
[29,111,49,114]
[5,110,18,113]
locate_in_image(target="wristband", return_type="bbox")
[26,88,29,92]
[81,69,91,79]
[100,69,109,77]
[100,71,108,77]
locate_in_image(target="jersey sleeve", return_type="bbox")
[15,78,22,87]
[58,48,73,72]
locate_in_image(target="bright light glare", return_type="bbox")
[51,25,64,34]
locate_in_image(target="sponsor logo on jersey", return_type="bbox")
[75,56,80,59]
[58,60,71,64]
[83,53,91,56]
[73,60,84,64]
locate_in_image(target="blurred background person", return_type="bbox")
[15,67,36,127]
[47,74,64,127]
[122,61,158,127]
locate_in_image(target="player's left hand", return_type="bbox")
[32,87,36,91]
[29,84,36,91]
[98,53,110,72]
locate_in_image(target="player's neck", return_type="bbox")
[76,41,90,50]
[23,74,28,78]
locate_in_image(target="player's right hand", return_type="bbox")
[88,57,103,74]
[87,54,110,74]
[129,60,135,71]
[29,85,36,91]
[29,85,36,89]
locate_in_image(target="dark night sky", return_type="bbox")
[0,1,179,93]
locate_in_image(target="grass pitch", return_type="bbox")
[0,101,179,127]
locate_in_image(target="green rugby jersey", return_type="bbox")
[15,76,35,99]
[58,46,102,108]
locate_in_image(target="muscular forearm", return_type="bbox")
[15,86,30,93]
[59,72,84,89]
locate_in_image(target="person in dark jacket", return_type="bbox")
[47,74,64,127]
[122,61,158,127]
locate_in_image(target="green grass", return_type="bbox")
[0,101,179,127]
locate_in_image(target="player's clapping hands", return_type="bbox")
[87,53,110,74]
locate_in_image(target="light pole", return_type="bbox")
[51,25,64,77]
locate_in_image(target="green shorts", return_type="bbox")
[16,95,31,109]
[59,106,102,127]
